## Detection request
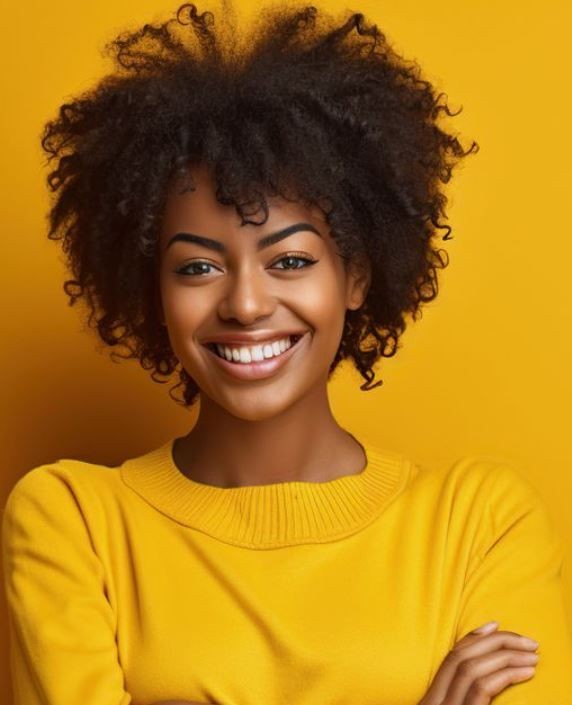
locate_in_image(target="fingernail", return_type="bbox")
[521,636,539,647]
[472,621,499,634]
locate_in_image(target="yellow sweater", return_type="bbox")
[2,437,572,705]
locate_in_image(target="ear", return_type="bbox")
[345,256,371,311]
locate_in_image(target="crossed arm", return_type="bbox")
[4,463,572,705]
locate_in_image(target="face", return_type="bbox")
[157,163,370,421]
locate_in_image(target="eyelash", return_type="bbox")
[174,253,319,277]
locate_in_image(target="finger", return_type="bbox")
[424,632,538,703]
[444,649,539,703]
[454,631,540,661]
[456,626,538,651]
[448,666,536,704]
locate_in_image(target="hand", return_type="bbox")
[418,621,540,704]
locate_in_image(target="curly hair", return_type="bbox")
[40,0,478,408]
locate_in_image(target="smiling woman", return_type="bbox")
[156,162,370,422]
[2,1,572,705]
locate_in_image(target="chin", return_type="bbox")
[206,386,303,422]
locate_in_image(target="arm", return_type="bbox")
[2,464,132,705]
[452,462,572,702]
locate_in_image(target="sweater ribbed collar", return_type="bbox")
[120,436,410,549]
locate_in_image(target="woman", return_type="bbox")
[3,2,571,704]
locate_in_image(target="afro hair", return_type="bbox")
[40,0,478,407]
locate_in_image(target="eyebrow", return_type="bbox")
[165,222,322,253]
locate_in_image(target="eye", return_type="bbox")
[173,253,318,277]
[271,253,318,270]
[174,261,220,276]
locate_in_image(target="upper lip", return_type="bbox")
[202,330,306,345]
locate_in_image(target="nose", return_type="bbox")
[217,264,276,325]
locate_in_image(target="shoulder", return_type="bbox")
[4,456,123,502]
[407,455,561,556]
[2,456,125,535]
[409,454,542,509]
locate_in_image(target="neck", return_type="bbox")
[174,385,366,488]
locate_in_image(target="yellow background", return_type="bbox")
[1,0,571,698]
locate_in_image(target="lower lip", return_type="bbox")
[203,334,309,381]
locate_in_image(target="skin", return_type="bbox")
[154,164,540,704]
[157,162,371,488]
[420,624,540,704]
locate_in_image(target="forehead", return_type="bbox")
[159,163,326,247]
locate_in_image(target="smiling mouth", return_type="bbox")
[206,334,304,364]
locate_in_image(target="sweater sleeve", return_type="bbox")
[1,464,132,705]
[454,462,572,703]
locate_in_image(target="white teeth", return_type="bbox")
[251,345,265,362]
[213,336,297,364]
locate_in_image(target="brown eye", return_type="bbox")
[174,261,220,276]
[271,254,318,270]
[173,254,318,276]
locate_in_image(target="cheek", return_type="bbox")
[159,284,208,364]
[292,270,347,339]
[161,280,207,330]
[297,286,343,324]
